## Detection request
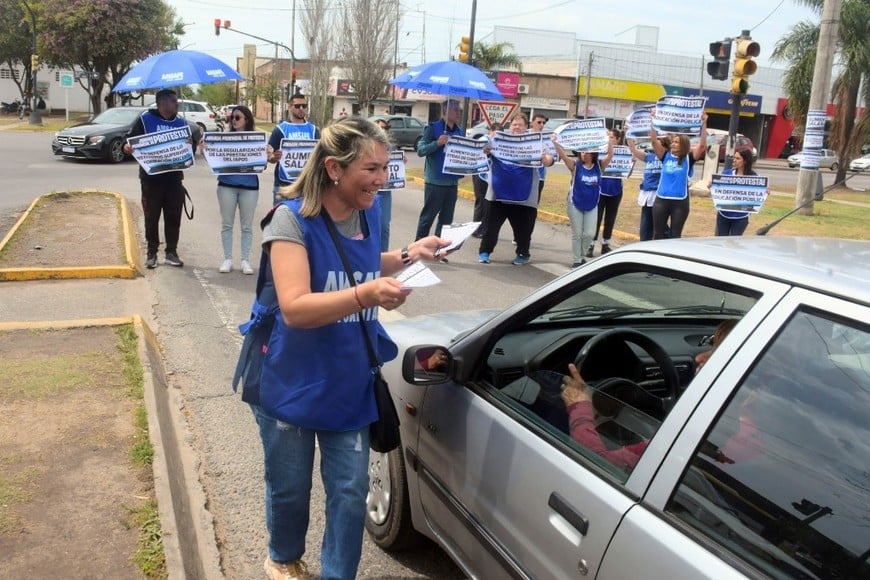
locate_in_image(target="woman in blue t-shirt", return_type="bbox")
[649,113,708,239]
[710,149,758,236]
[551,134,614,268]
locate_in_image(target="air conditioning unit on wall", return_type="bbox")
[517,84,529,94]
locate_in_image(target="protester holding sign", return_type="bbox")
[551,131,615,268]
[374,118,408,250]
[478,113,554,266]
[268,92,321,204]
[649,111,708,239]
[589,129,628,257]
[707,149,760,236]
[626,132,670,241]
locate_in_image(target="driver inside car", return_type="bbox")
[561,320,738,470]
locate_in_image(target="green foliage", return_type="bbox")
[472,41,522,72]
[128,499,166,578]
[195,82,237,107]
[0,0,40,97]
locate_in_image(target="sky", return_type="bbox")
[167,0,819,72]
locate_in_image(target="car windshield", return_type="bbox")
[91,108,143,125]
[534,272,757,322]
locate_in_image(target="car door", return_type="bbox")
[412,257,789,579]
[599,289,870,578]
[388,117,410,148]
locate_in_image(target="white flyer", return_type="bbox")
[395,261,441,288]
[437,221,482,255]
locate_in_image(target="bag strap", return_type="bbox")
[321,210,380,371]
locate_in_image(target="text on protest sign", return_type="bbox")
[384,150,406,190]
[652,96,707,135]
[202,131,268,175]
[477,100,518,129]
[603,145,634,179]
[625,106,653,139]
[710,174,769,213]
[128,125,194,176]
[491,131,543,167]
[443,135,489,176]
[278,139,318,183]
[553,118,608,152]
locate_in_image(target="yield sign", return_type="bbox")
[477,100,518,129]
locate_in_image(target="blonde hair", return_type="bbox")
[278,116,391,217]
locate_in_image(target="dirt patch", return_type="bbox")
[0,191,125,268]
[0,326,150,579]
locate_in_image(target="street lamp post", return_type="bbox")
[21,1,39,124]
[459,0,477,131]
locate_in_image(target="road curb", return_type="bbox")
[0,190,141,281]
[0,316,222,580]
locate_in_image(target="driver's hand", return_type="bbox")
[561,363,592,406]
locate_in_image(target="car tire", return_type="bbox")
[107,138,125,163]
[365,447,421,551]
[830,162,838,172]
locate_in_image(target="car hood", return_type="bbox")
[58,122,128,136]
[383,309,501,348]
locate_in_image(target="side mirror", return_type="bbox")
[402,345,453,385]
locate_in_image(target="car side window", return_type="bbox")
[388,119,403,130]
[666,309,870,578]
[408,118,423,128]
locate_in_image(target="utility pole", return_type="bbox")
[390,0,399,114]
[291,0,296,101]
[795,0,842,214]
[582,51,593,118]
[459,0,477,131]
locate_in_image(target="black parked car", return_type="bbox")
[52,106,147,163]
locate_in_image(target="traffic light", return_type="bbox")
[214,18,221,36]
[291,69,297,86]
[706,40,731,80]
[731,37,760,94]
[30,54,39,69]
[458,36,471,63]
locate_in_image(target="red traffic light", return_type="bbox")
[214,18,221,36]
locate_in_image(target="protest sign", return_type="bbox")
[278,139,317,183]
[477,100,518,129]
[710,173,769,213]
[491,131,543,167]
[801,109,826,171]
[443,135,489,176]
[652,96,707,135]
[202,131,268,175]
[384,150,406,190]
[625,106,653,139]
[553,118,608,152]
[128,125,194,175]
[603,145,634,179]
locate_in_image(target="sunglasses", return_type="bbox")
[292,103,308,109]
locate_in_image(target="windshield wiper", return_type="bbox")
[545,305,651,321]
[661,305,745,316]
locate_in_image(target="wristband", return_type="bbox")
[352,286,365,310]
[400,246,412,266]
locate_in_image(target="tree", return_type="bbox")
[472,41,522,72]
[301,0,338,129]
[40,0,182,113]
[773,0,870,186]
[195,82,237,107]
[0,0,41,100]
[337,0,398,116]
[253,73,282,123]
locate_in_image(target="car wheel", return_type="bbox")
[107,138,125,163]
[365,447,420,551]
[830,162,838,172]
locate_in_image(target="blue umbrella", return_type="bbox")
[389,60,505,101]
[113,49,243,92]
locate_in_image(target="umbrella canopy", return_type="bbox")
[113,49,243,92]
[389,60,505,101]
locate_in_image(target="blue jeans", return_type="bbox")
[415,182,458,239]
[377,190,391,251]
[251,405,370,580]
[217,185,258,261]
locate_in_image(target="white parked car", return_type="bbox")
[787,148,839,170]
[367,237,870,580]
[145,98,222,132]
[849,153,870,172]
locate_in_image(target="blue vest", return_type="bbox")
[571,162,601,212]
[259,198,398,431]
[275,121,319,184]
[640,152,663,191]
[218,173,259,189]
[656,152,693,200]
[425,119,464,182]
[600,175,623,197]
[491,157,534,203]
[139,111,191,178]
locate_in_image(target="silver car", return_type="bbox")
[787,148,839,170]
[366,237,870,579]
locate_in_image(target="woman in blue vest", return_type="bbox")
[209,105,259,275]
[649,113,708,239]
[589,129,624,256]
[710,149,757,236]
[551,133,614,268]
[256,117,446,580]
[477,112,554,265]
[627,133,669,241]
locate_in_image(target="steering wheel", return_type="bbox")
[574,328,680,414]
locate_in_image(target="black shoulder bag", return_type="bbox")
[322,210,401,453]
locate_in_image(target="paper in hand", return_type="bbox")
[395,261,441,289]
[437,222,481,255]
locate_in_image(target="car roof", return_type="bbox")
[623,237,870,306]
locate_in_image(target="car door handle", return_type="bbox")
[548,492,589,536]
